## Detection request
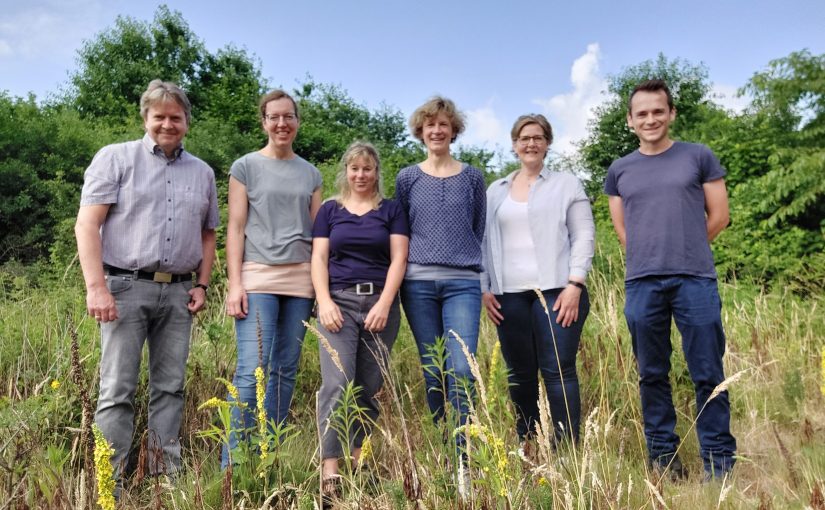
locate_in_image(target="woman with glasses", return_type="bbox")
[394,97,486,473]
[222,89,322,466]
[481,114,594,447]
[311,141,408,502]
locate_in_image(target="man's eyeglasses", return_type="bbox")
[264,113,297,123]
[516,135,547,145]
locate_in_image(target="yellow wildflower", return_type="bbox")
[359,435,373,467]
[488,342,501,380]
[255,366,268,460]
[198,397,230,410]
[217,377,240,402]
[50,380,60,390]
[92,424,116,510]
[538,476,548,486]
[498,487,507,497]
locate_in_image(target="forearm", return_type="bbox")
[75,218,106,290]
[225,222,245,287]
[378,258,406,306]
[706,212,729,242]
[310,254,333,304]
[197,230,216,286]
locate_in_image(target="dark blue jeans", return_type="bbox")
[401,279,481,447]
[625,275,736,475]
[495,288,589,443]
[221,292,312,467]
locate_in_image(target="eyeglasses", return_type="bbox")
[516,135,547,145]
[264,113,297,123]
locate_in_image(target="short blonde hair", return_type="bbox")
[334,141,384,210]
[510,114,553,144]
[140,80,191,124]
[409,96,466,143]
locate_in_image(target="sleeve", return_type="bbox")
[387,200,410,236]
[567,178,595,280]
[229,156,248,186]
[204,169,220,229]
[312,165,323,190]
[80,145,121,206]
[471,168,487,244]
[700,145,726,182]
[312,201,333,238]
[479,188,493,294]
[394,168,409,211]
[603,161,620,196]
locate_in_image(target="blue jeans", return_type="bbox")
[96,277,193,478]
[625,275,736,475]
[221,292,312,467]
[401,279,481,446]
[495,288,589,443]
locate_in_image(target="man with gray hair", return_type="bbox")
[75,79,218,481]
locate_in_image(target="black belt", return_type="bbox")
[104,265,191,284]
[342,283,382,295]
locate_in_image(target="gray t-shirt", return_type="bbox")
[230,152,322,265]
[604,142,725,281]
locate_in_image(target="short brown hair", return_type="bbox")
[510,114,553,144]
[259,89,299,119]
[409,96,466,143]
[628,79,674,113]
[140,80,191,124]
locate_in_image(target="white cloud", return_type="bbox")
[463,101,507,150]
[710,83,751,113]
[0,0,106,60]
[0,40,12,57]
[533,43,609,155]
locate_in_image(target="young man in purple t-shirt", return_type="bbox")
[604,79,736,481]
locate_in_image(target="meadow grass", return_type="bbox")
[1,244,824,509]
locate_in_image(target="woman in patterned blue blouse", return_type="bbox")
[394,97,486,467]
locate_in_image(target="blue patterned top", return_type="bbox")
[395,164,486,272]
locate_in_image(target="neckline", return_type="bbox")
[416,163,467,179]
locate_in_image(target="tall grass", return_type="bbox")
[1,241,824,508]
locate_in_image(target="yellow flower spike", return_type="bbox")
[217,377,240,402]
[50,380,60,390]
[489,342,501,380]
[198,397,230,411]
[255,366,268,459]
[538,476,548,486]
[92,424,116,510]
[359,435,373,467]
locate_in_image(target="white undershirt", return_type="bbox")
[498,194,540,292]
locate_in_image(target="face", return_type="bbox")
[144,100,188,155]
[513,123,549,165]
[262,97,299,148]
[346,155,378,195]
[421,112,454,153]
[627,90,676,147]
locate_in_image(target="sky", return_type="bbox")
[1,0,824,157]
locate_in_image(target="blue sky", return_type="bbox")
[1,0,823,156]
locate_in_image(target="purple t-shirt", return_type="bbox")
[604,142,726,281]
[312,199,410,289]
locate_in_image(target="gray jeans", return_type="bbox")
[317,289,400,459]
[95,276,193,477]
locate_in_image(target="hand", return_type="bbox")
[317,300,344,333]
[552,285,582,328]
[87,285,119,323]
[364,300,390,332]
[482,292,503,326]
[225,285,248,319]
[187,286,207,314]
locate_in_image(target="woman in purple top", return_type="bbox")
[394,97,486,471]
[311,142,409,499]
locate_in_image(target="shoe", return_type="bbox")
[648,454,688,482]
[321,476,342,509]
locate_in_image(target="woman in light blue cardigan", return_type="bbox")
[481,114,594,445]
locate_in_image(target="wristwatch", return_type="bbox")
[194,283,209,292]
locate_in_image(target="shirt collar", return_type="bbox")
[141,133,184,161]
[497,166,552,185]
